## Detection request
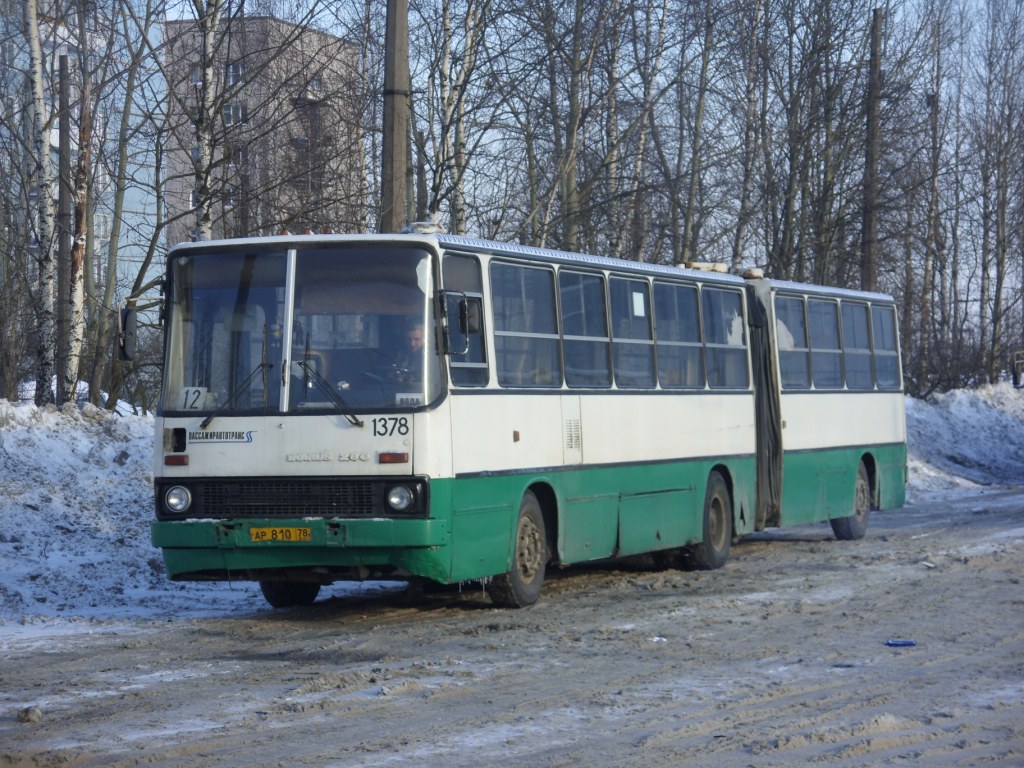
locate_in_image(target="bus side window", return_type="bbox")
[775,295,809,389]
[610,277,655,388]
[842,302,873,389]
[872,305,901,389]
[443,254,488,387]
[491,262,561,387]
[809,299,842,389]
[654,281,704,388]
[560,270,611,388]
[704,287,748,389]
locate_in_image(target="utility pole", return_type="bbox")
[380,0,410,233]
[861,8,883,292]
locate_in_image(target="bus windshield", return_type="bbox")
[161,244,440,415]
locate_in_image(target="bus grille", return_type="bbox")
[156,477,427,520]
[201,479,376,517]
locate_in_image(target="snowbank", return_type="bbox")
[0,400,262,622]
[2,384,1024,623]
[905,383,1024,497]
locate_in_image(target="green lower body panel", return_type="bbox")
[780,442,907,526]
[151,446,905,587]
[446,456,758,581]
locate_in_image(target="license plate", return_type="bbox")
[249,526,312,543]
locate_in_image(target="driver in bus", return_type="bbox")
[394,322,425,384]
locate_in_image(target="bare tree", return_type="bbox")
[515,0,612,250]
[58,0,94,404]
[188,0,228,241]
[729,0,767,272]
[2,0,1024,403]
[412,0,492,233]
[0,9,31,399]
[861,6,883,293]
[22,0,58,405]
[678,1,712,267]
[972,0,1024,382]
[608,0,670,262]
[85,0,162,406]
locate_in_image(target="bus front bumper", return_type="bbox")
[151,517,451,582]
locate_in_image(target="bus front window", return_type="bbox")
[162,251,288,414]
[161,244,439,416]
[289,246,439,411]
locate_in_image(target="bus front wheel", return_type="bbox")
[259,580,321,608]
[687,471,732,570]
[831,462,871,541]
[488,491,548,608]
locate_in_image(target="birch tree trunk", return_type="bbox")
[24,0,57,406]
[60,2,92,403]
[193,0,226,241]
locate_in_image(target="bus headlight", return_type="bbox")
[164,485,193,514]
[386,485,414,512]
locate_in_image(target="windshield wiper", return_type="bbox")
[200,361,272,429]
[294,359,364,428]
[201,323,272,430]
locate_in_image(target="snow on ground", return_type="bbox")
[1,383,1024,626]
[905,383,1024,496]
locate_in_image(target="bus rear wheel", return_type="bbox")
[831,461,871,541]
[259,580,321,608]
[488,491,548,608]
[686,471,732,570]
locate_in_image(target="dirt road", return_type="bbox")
[2,490,1022,767]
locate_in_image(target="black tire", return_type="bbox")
[688,471,732,570]
[259,580,321,608]
[487,491,548,608]
[831,461,871,541]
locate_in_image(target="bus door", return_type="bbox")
[746,280,783,530]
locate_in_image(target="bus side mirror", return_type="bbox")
[119,307,137,361]
[459,298,481,334]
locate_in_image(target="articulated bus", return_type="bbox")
[144,233,906,608]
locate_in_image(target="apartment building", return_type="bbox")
[163,15,365,245]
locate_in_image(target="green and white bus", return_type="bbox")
[145,233,906,608]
